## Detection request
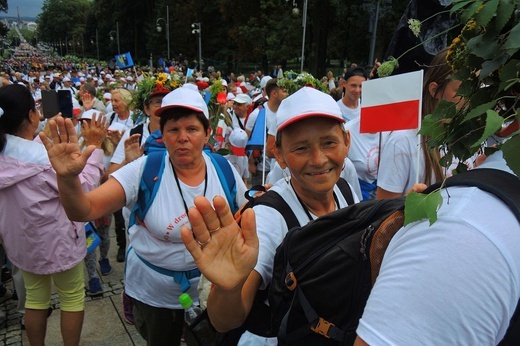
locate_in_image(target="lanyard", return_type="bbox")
[171,160,208,216]
[291,181,339,222]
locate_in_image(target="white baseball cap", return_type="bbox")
[79,109,100,120]
[260,76,272,89]
[276,87,344,132]
[155,87,209,118]
[103,92,112,100]
[62,77,71,82]
[233,93,252,105]
[108,122,126,133]
[221,79,228,87]
[229,128,248,148]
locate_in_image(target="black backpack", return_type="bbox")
[269,168,520,345]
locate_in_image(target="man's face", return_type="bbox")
[342,75,366,103]
[233,102,248,117]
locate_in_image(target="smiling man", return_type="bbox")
[337,67,367,122]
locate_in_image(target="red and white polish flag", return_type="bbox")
[360,70,424,133]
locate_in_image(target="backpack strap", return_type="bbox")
[254,191,300,231]
[336,177,355,206]
[423,168,520,222]
[108,112,116,125]
[130,123,145,146]
[129,151,167,228]
[206,152,238,214]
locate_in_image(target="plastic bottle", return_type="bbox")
[179,293,203,326]
[179,293,216,345]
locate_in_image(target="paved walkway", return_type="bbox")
[0,229,150,345]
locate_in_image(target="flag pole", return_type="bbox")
[414,71,424,184]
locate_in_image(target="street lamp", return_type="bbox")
[90,29,99,60]
[191,22,202,70]
[109,22,120,55]
[156,5,170,60]
[287,0,308,73]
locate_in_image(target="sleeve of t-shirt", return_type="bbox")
[376,132,414,195]
[110,155,147,209]
[252,205,289,290]
[246,108,259,132]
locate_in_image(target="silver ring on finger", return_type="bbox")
[197,236,212,248]
[209,226,220,234]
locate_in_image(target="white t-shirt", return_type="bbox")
[377,129,425,195]
[110,120,151,165]
[111,151,247,309]
[344,117,388,184]
[337,99,361,122]
[357,151,520,345]
[108,111,135,130]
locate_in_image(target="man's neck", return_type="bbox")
[267,99,280,113]
[341,97,359,109]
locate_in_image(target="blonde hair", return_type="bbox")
[111,88,133,107]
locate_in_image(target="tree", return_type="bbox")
[37,0,91,51]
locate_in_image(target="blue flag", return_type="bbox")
[115,52,134,69]
[186,68,194,78]
[246,108,266,150]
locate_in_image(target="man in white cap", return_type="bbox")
[230,94,252,130]
[125,76,136,90]
[60,76,78,96]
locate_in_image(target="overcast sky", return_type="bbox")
[4,0,44,18]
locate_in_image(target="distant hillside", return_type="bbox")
[0,16,37,21]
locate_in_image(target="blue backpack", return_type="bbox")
[129,143,238,228]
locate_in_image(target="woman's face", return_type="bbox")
[162,113,210,169]
[111,92,128,114]
[440,79,462,104]
[275,117,350,196]
[144,95,164,126]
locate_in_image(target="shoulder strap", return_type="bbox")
[207,152,238,214]
[336,177,355,206]
[254,191,300,231]
[109,112,116,125]
[130,123,145,146]
[129,151,167,227]
[423,168,520,222]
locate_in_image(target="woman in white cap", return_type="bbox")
[180,87,360,345]
[39,87,248,346]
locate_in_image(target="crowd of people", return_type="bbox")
[0,15,518,346]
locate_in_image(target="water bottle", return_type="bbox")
[179,293,216,346]
[179,293,203,326]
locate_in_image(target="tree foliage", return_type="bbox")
[35,0,413,76]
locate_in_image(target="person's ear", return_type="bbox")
[428,82,438,98]
[342,128,351,157]
[205,127,212,142]
[274,145,287,169]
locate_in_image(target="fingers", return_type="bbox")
[240,208,258,250]
[64,118,79,144]
[181,225,203,260]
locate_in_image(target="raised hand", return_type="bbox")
[81,112,108,148]
[181,196,259,291]
[108,128,125,146]
[81,91,95,111]
[39,116,96,178]
[123,133,144,163]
